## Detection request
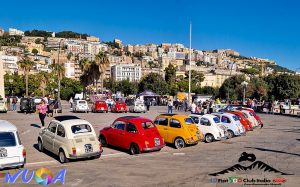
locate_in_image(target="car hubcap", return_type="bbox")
[131,145,137,154]
[175,139,184,149]
[38,141,42,150]
[206,135,213,142]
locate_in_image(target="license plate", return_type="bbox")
[84,144,93,153]
[0,148,7,157]
[154,138,160,146]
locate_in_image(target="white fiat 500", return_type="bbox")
[38,116,102,163]
[0,120,26,169]
[212,112,246,138]
[239,110,259,128]
[73,100,89,113]
[189,114,227,143]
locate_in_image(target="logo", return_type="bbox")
[5,168,66,186]
[209,152,293,176]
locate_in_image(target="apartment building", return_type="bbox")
[9,28,24,36]
[111,64,141,82]
[0,54,18,74]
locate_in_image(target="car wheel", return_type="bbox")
[99,135,107,147]
[59,150,69,163]
[93,154,100,159]
[205,134,214,143]
[38,139,43,152]
[174,137,185,149]
[129,143,140,155]
[106,110,108,113]
[227,130,234,139]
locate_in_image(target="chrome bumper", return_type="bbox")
[69,151,101,159]
[142,144,165,152]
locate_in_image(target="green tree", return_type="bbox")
[116,79,138,96]
[164,64,176,83]
[35,38,42,44]
[138,73,167,95]
[17,58,35,97]
[32,48,39,55]
[51,63,65,99]
[240,68,259,77]
[95,52,110,93]
[219,75,246,100]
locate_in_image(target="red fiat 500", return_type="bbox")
[227,111,253,131]
[99,116,165,155]
[111,101,127,113]
[237,107,263,126]
[92,100,108,113]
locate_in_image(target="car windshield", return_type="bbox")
[79,101,86,104]
[71,124,92,134]
[141,121,155,129]
[233,115,240,121]
[184,118,194,125]
[242,113,248,118]
[213,117,221,124]
[0,132,16,147]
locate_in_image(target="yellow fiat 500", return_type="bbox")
[154,114,204,149]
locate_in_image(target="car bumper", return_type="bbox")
[142,144,165,152]
[0,160,25,169]
[68,151,102,159]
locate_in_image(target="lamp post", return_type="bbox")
[57,39,64,99]
[241,81,248,105]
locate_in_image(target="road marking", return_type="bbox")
[101,152,127,157]
[173,153,185,156]
[26,160,58,166]
[20,129,30,135]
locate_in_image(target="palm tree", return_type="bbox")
[17,58,35,97]
[38,72,49,96]
[95,52,110,93]
[51,63,65,99]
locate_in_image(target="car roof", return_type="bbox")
[0,120,17,131]
[54,115,81,121]
[202,114,218,119]
[158,114,189,119]
[117,116,152,123]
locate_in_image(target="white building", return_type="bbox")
[111,64,141,82]
[0,55,18,74]
[64,62,75,79]
[9,28,24,36]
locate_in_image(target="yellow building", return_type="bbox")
[201,73,231,88]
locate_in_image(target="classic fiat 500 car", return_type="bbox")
[154,114,204,149]
[128,100,146,113]
[226,111,253,131]
[189,114,227,143]
[0,120,26,169]
[99,116,164,155]
[91,100,108,113]
[111,101,127,113]
[239,109,259,128]
[212,112,246,138]
[73,100,89,113]
[37,116,102,163]
[237,107,263,127]
[0,100,7,113]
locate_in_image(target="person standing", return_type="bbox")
[6,96,11,111]
[145,98,151,112]
[69,97,73,110]
[191,102,196,114]
[37,99,47,129]
[53,98,59,117]
[12,97,17,111]
[167,99,173,114]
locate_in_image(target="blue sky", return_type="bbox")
[0,0,299,70]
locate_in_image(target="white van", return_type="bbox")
[189,114,227,143]
[0,120,26,169]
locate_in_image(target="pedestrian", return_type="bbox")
[6,96,11,111]
[69,97,73,110]
[268,101,272,114]
[37,99,47,129]
[145,98,151,112]
[191,102,196,114]
[12,97,17,111]
[167,99,173,114]
[52,98,59,117]
[184,99,188,112]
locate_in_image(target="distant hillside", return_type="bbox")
[267,64,294,73]
[24,30,89,39]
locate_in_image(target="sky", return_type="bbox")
[0,0,299,70]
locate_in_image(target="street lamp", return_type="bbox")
[57,39,64,99]
[241,81,248,105]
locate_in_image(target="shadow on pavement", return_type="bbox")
[30,124,41,128]
[245,146,300,157]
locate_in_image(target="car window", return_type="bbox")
[79,101,86,104]
[200,118,211,126]
[170,119,181,128]
[184,118,194,125]
[213,117,220,124]
[154,117,169,126]
[190,116,199,124]
[127,123,137,133]
[112,121,126,130]
[249,112,254,116]
[71,124,92,134]
[48,122,57,133]
[221,116,231,123]
[232,115,240,121]
[16,132,22,145]
[141,121,155,129]
[57,125,66,137]
[0,132,16,147]
[242,113,248,118]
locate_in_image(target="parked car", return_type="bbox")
[239,110,260,128]
[226,111,253,131]
[189,114,227,143]
[111,101,127,113]
[19,97,35,113]
[99,116,165,155]
[73,100,89,113]
[212,113,246,138]
[153,114,204,149]
[91,100,108,113]
[237,107,263,127]
[128,100,146,113]
[0,100,7,113]
[0,120,26,169]
[37,116,102,163]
